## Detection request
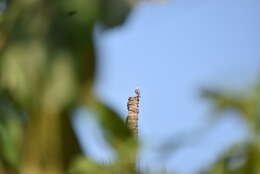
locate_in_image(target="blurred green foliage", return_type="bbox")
[0,0,259,174]
[0,0,137,174]
[202,85,260,174]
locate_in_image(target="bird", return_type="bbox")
[134,88,141,98]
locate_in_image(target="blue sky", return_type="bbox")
[75,0,260,173]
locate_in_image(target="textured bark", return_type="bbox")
[126,89,141,136]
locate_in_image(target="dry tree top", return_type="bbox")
[126,88,141,136]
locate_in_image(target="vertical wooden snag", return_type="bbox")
[126,88,141,136]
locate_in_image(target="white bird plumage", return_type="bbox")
[134,88,141,97]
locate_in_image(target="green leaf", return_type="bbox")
[99,0,133,28]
